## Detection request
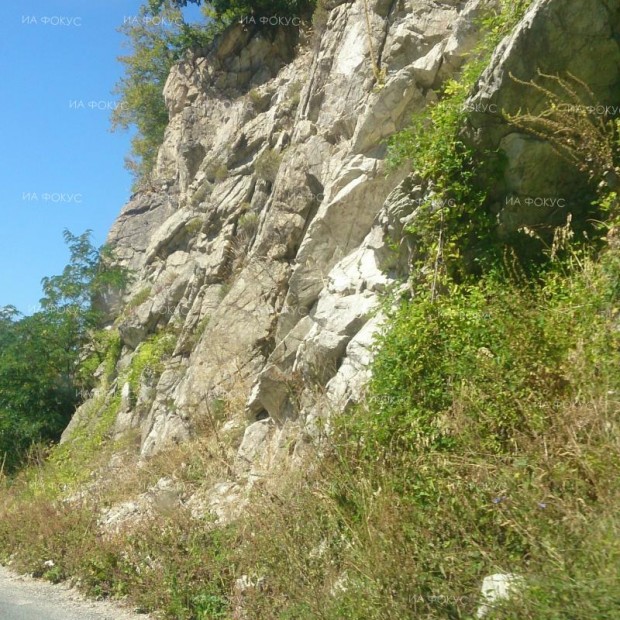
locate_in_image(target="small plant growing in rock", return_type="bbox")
[127,286,152,309]
[194,314,210,338]
[286,80,303,111]
[190,180,214,210]
[219,281,231,300]
[249,88,263,106]
[185,217,204,236]
[248,88,273,114]
[205,159,229,183]
[238,212,260,238]
[312,0,329,40]
[255,148,282,183]
[181,314,210,353]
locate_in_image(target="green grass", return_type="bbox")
[127,286,152,309]
[387,0,533,285]
[232,243,620,620]
[0,495,236,619]
[1,1,618,618]
[126,330,176,394]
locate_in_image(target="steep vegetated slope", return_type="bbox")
[1,0,620,618]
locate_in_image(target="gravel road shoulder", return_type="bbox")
[0,565,155,620]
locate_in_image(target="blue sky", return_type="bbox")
[0,0,203,315]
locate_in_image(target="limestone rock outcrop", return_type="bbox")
[64,0,620,518]
[99,0,487,465]
[465,0,620,233]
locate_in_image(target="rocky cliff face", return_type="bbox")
[466,0,620,233]
[63,0,620,514]
[97,0,489,458]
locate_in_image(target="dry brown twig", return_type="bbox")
[505,71,618,182]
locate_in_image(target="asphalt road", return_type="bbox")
[0,565,153,620]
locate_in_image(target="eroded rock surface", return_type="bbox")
[66,0,620,521]
[101,0,486,468]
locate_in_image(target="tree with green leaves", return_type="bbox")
[112,2,216,187]
[113,3,185,185]
[149,0,202,9]
[150,0,316,18]
[115,0,315,187]
[0,232,127,473]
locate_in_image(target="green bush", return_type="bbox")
[285,80,303,111]
[185,217,204,236]
[76,328,122,393]
[127,286,153,309]
[311,0,329,36]
[0,232,127,474]
[365,250,617,453]
[190,180,214,209]
[126,330,177,393]
[255,148,282,183]
[388,0,534,286]
[183,314,210,352]
[238,211,260,237]
[152,0,316,20]
[205,159,229,183]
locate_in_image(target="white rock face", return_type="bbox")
[64,0,618,523]
[476,573,524,618]
[93,0,487,471]
[100,477,182,531]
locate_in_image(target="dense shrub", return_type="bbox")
[0,232,126,473]
[388,0,534,285]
